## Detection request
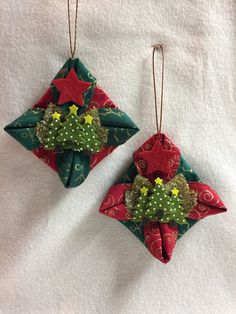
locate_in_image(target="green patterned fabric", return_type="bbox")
[4,108,44,150]
[121,220,145,243]
[177,218,198,239]
[51,58,96,112]
[117,154,200,244]
[56,150,90,188]
[116,163,138,184]
[177,156,201,182]
[98,108,139,146]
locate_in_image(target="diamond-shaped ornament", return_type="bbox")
[99,133,227,263]
[4,58,139,188]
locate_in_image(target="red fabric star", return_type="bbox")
[135,139,178,176]
[52,69,91,106]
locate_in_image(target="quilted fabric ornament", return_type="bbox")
[99,44,227,263]
[4,1,139,188]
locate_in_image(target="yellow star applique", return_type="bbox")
[154,177,163,186]
[84,114,93,125]
[140,186,149,196]
[52,112,61,120]
[171,187,179,196]
[69,104,79,115]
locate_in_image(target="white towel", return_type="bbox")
[0,0,235,313]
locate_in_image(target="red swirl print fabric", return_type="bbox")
[144,222,178,263]
[187,182,226,220]
[99,184,132,220]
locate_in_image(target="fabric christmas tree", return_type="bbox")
[129,175,196,224]
[131,186,149,222]
[145,177,170,221]
[36,103,63,148]
[81,109,108,149]
[145,177,187,225]
[80,114,101,153]
[36,104,107,153]
[165,173,197,215]
[160,188,187,225]
[56,104,85,151]
[43,112,61,150]
[125,175,152,212]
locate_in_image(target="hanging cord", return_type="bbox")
[152,44,165,133]
[67,0,79,59]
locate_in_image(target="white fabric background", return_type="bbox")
[0,1,236,313]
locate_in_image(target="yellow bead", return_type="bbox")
[140,186,149,196]
[69,104,79,115]
[154,177,163,186]
[171,187,179,196]
[84,114,93,125]
[52,112,61,120]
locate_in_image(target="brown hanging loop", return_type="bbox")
[67,0,79,59]
[152,44,165,133]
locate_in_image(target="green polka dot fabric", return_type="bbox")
[145,181,187,224]
[44,118,61,150]
[56,112,85,151]
[132,192,149,222]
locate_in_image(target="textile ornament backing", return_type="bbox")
[4,0,139,188]
[99,44,227,264]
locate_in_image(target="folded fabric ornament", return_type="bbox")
[99,44,227,263]
[4,59,139,188]
[99,133,227,263]
[4,1,139,188]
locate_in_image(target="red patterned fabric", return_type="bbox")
[33,88,54,109]
[187,182,227,219]
[144,222,178,264]
[99,183,180,263]
[89,86,117,109]
[99,184,132,220]
[90,146,116,169]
